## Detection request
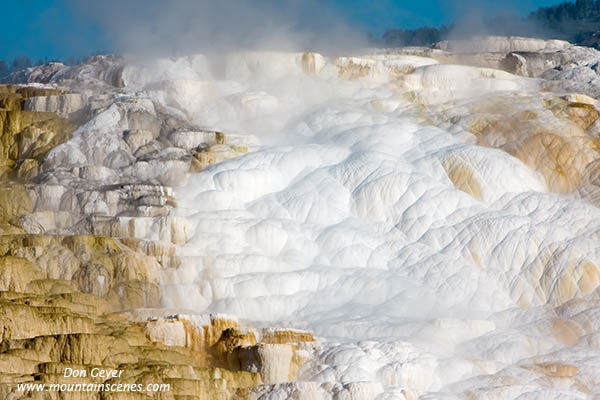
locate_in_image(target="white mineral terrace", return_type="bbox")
[22,39,600,398]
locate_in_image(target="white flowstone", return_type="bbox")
[13,38,600,399]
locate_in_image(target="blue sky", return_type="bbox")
[0,0,568,62]
[340,0,568,32]
[0,0,108,62]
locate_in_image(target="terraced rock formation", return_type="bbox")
[6,37,600,399]
[0,83,314,399]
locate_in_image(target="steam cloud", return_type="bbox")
[62,0,567,58]
[444,0,564,41]
[66,0,369,56]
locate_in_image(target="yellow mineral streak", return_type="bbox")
[192,139,249,172]
[0,185,32,234]
[301,52,318,75]
[540,258,600,306]
[522,362,579,377]
[0,234,176,310]
[434,94,600,194]
[0,85,76,182]
[203,317,241,349]
[509,132,595,193]
[260,329,315,344]
[442,157,483,200]
[337,58,374,80]
[546,97,600,130]
[551,319,584,346]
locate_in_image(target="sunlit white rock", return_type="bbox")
[18,41,600,399]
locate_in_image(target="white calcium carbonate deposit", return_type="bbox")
[22,43,600,399]
[133,51,599,399]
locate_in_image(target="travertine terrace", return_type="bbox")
[3,36,600,399]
